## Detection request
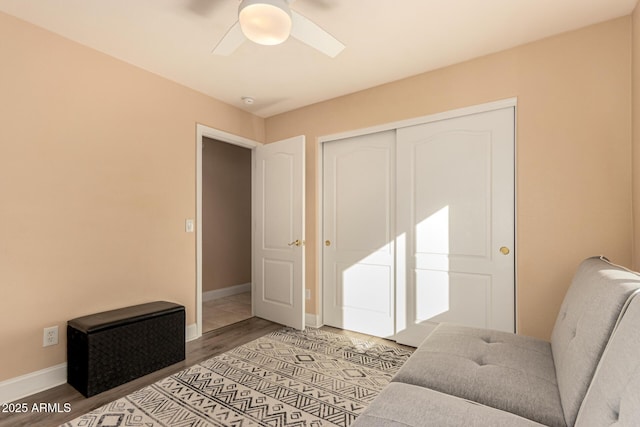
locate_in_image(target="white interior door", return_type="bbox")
[322,131,396,337]
[254,136,305,330]
[394,107,515,346]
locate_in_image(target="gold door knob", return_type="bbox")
[500,246,510,255]
[325,240,331,246]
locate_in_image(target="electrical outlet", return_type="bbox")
[43,326,58,347]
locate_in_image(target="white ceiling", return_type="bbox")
[0,0,636,117]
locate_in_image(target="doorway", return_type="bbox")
[196,125,307,339]
[201,137,252,332]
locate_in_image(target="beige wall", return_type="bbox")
[265,17,634,341]
[202,138,251,292]
[0,12,264,381]
[634,4,640,270]
[0,8,636,384]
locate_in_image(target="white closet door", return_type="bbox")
[322,131,396,337]
[394,108,515,346]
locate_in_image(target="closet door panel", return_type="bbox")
[322,131,396,337]
[321,106,515,345]
[395,108,515,346]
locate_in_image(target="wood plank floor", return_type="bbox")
[0,318,410,427]
[0,317,282,427]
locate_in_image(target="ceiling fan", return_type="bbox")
[212,0,345,58]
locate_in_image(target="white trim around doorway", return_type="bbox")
[195,124,261,339]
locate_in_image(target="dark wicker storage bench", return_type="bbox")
[67,301,185,397]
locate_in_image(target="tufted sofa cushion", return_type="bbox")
[390,256,640,427]
[392,324,565,426]
[574,293,640,427]
[354,382,545,427]
[550,257,640,426]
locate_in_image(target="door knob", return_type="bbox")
[288,239,303,247]
[325,240,331,246]
[500,246,510,255]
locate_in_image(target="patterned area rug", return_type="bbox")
[62,327,413,427]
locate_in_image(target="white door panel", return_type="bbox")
[415,270,491,325]
[263,260,294,305]
[395,108,514,346]
[323,131,395,338]
[263,154,294,248]
[254,136,305,330]
[412,132,491,257]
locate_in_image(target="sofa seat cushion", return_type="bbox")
[352,382,545,427]
[392,324,565,427]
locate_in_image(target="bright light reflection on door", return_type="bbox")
[416,205,449,253]
[341,247,392,312]
[416,206,450,320]
[340,244,394,335]
[335,206,452,334]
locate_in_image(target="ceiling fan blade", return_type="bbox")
[296,0,336,11]
[212,21,246,56]
[187,0,224,16]
[290,10,345,58]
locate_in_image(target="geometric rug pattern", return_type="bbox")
[61,327,414,427]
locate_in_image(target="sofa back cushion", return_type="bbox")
[551,256,640,426]
[574,293,640,426]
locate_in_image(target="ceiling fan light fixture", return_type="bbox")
[239,0,292,46]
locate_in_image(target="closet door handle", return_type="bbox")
[288,239,303,247]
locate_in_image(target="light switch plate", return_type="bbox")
[185,219,195,233]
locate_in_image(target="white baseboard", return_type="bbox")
[0,363,67,404]
[305,313,322,329]
[1,324,200,404]
[203,283,251,302]
[186,323,198,342]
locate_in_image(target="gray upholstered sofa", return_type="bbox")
[353,256,640,426]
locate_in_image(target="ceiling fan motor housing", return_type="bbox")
[239,0,292,45]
